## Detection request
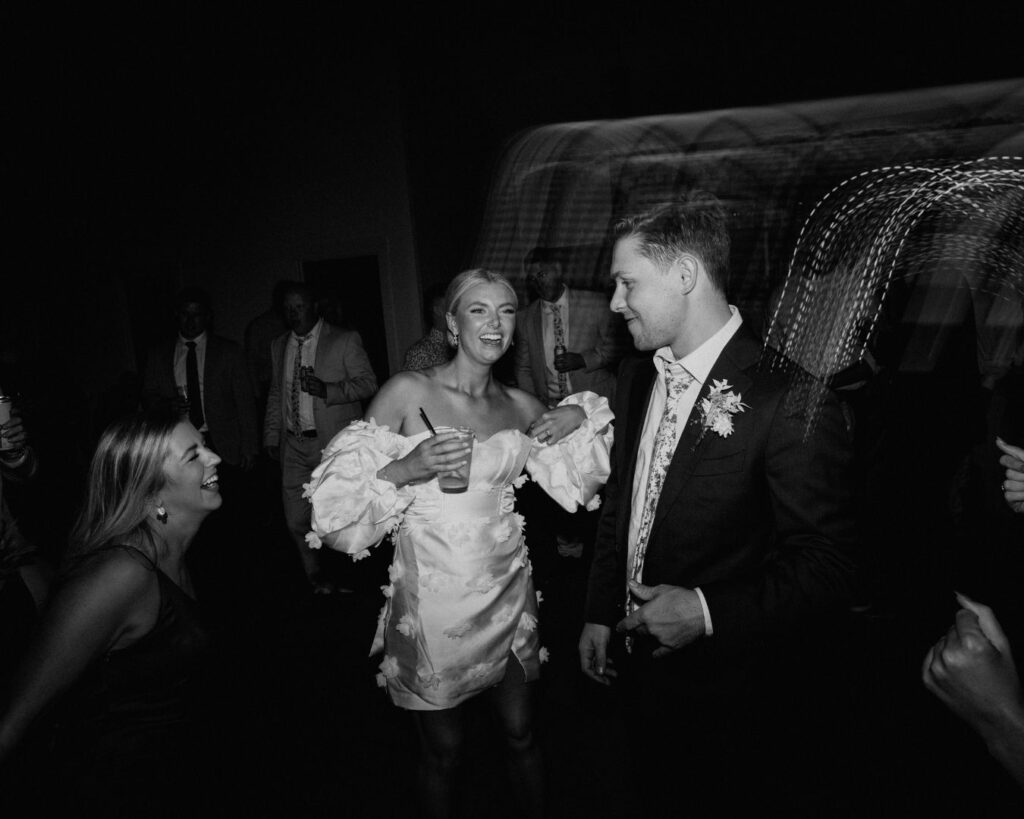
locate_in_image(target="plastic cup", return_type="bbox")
[434,426,474,494]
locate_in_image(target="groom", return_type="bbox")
[579,194,858,812]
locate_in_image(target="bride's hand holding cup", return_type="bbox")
[385,431,473,489]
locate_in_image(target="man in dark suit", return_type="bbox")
[142,287,259,615]
[264,282,377,593]
[142,286,259,470]
[579,195,858,813]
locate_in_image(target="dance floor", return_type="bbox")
[4,502,1023,817]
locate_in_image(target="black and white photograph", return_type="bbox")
[1,4,1023,816]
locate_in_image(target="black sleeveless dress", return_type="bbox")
[51,545,212,814]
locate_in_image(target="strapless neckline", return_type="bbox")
[405,428,525,446]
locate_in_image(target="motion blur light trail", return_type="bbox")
[471,79,1023,322]
[765,158,1024,434]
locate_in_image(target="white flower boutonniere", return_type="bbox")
[697,379,749,443]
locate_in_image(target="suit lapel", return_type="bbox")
[162,341,177,393]
[314,322,333,372]
[565,288,576,350]
[648,327,761,541]
[271,333,286,379]
[527,302,545,392]
[201,336,216,381]
[618,358,656,543]
[625,359,656,476]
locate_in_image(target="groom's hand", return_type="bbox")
[616,582,706,658]
[996,437,1024,514]
[579,623,617,686]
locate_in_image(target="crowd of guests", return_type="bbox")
[1,193,1022,816]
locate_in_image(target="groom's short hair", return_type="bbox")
[613,191,731,295]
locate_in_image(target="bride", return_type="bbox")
[305,268,612,818]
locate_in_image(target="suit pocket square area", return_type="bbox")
[690,447,745,476]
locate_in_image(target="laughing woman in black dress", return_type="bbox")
[0,409,221,814]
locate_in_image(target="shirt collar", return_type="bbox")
[653,306,743,386]
[178,331,207,346]
[292,318,323,344]
[541,287,568,310]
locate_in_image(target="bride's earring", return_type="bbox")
[156,505,168,524]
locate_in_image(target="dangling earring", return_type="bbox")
[156,506,168,524]
[448,330,460,348]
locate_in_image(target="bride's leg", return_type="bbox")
[487,659,544,819]
[411,707,465,819]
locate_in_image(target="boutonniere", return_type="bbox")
[694,379,749,445]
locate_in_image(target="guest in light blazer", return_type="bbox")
[514,247,625,407]
[513,248,626,576]
[263,281,377,592]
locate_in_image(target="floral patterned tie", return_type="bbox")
[290,333,310,435]
[550,302,569,401]
[626,364,696,622]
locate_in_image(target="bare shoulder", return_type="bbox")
[62,548,157,610]
[502,384,547,426]
[366,370,432,427]
[376,370,431,401]
[47,548,159,647]
[37,548,161,656]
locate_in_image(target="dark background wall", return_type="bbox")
[3,3,1022,423]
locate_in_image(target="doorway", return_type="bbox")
[303,255,391,384]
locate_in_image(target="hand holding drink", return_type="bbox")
[300,366,327,398]
[379,418,473,491]
[410,409,474,493]
[433,426,475,493]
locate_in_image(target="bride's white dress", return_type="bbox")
[305,392,613,710]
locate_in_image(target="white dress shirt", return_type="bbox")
[628,306,743,635]
[284,318,323,433]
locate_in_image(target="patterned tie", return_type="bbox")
[550,302,569,402]
[626,364,695,621]
[290,333,310,435]
[185,341,205,430]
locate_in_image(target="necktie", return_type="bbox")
[626,364,695,621]
[550,302,569,402]
[185,341,205,430]
[290,334,309,434]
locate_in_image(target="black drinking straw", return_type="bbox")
[419,407,437,436]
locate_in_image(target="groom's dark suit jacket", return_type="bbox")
[586,323,858,693]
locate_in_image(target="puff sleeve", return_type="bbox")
[305,420,417,560]
[526,391,613,513]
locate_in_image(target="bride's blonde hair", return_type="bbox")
[443,269,519,348]
[444,269,518,316]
